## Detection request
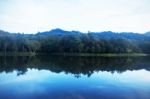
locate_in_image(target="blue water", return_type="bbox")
[0,56,150,99]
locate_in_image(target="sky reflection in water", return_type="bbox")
[0,68,150,99]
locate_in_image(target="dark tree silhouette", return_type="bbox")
[0,29,150,54]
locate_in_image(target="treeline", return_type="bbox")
[0,29,150,54]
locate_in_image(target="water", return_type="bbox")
[0,56,150,99]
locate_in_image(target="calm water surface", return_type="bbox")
[0,56,150,99]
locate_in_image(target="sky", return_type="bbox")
[0,0,150,33]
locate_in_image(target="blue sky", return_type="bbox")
[0,0,150,33]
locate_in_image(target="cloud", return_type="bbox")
[0,0,150,33]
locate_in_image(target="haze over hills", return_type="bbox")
[0,28,149,34]
[0,28,150,54]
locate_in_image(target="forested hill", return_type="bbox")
[0,28,150,54]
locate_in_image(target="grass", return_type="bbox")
[0,52,36,56]
[48,53,149,57]
[0,52,148,57]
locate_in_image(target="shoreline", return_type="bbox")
[0,52,148,57]
[47,53,149,57]
[0,52,36,56]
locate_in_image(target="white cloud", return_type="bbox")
[0,0,150,33]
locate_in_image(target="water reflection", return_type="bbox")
[0,55,150,77]
[0,55,150,99]
[0,69,150,99]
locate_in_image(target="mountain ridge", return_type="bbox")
[0,28,150,54]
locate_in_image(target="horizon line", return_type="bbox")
[0,28,150,34]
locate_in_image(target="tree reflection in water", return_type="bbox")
[0,55,150,77]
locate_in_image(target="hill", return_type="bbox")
[0,29,150,54]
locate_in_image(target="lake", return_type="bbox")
[0,55,150,99]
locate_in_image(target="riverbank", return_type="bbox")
[44,53,149,57]
[0,52,148,57]
[0,52,36,56]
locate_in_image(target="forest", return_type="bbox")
[0,28,150,54]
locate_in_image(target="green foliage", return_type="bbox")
[0,29,150,54]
